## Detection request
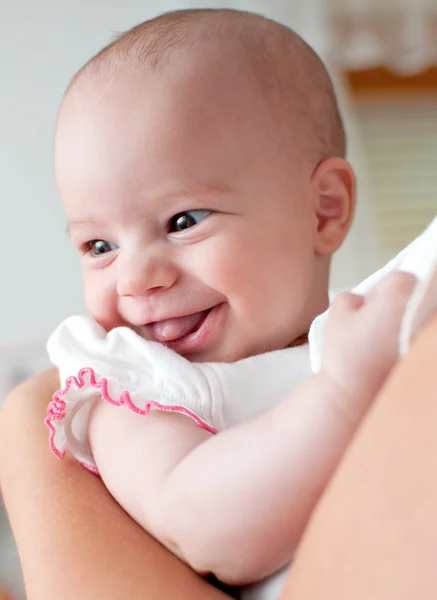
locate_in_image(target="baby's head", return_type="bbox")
[55,9,355,362]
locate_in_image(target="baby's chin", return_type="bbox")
[186,338,291,364]
[212,334,306,363]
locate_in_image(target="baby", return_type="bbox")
[44,9,436,600]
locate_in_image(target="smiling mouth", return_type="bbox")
[147,308,213,344]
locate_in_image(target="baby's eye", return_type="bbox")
[168,210,211,233]
[86,240,118,257]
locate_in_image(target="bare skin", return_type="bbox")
[57,50,354,364]
[2,314,437,599]
[55,10,352,366]
[284,310,437,600]
[0,369,228,600]
[85,272,415,585]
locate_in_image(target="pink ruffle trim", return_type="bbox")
[45,366,218,474]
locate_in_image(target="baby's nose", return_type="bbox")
[116,251,179,297]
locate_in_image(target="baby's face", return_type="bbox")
[55,58,326,362]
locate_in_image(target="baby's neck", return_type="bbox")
[287,332,309,349]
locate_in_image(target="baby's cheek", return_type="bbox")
[198,237,254,295]
[83,273,120,331]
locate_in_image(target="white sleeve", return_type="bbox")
[46,317,312,472]
[45,316,222,472]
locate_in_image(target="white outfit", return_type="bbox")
[310,216,437,372]
[46,326,312,473]
[46,216,437,600]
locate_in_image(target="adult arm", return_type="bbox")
[0,369,229,600]
[283,311,437,599]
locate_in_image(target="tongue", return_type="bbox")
[150,310,209,343]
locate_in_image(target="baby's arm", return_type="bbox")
[89,272,416,586]
[90,371,354,584]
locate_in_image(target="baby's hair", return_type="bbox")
[68,9,346,163]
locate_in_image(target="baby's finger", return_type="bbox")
[366,271,417,305]
[330,291,365,315]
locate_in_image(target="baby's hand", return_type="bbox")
[321,272,417,422]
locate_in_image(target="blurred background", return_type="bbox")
[1,0,436,596]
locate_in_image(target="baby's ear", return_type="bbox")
[310,157,356,256]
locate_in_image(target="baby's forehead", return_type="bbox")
[61,10,344,169]
[66,51,293,144]
[61,44,280,147]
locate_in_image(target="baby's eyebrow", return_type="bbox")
[65,219,101,237]
[156,181,233,203]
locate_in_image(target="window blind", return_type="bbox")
[354,97,437,264]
